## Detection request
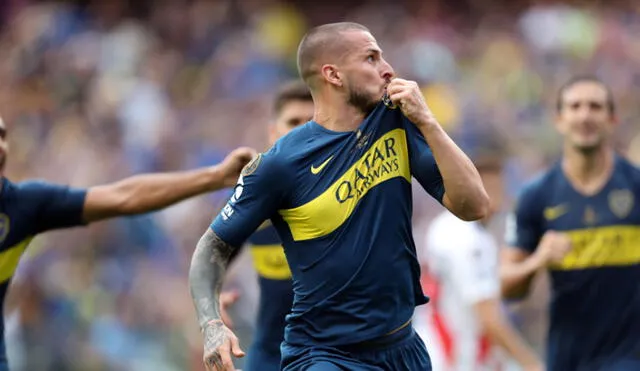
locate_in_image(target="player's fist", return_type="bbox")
[385,78,435,127]
[202,319,245,371]
[217,147,258,188]
[535,231,572,266]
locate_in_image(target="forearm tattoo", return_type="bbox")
[204,320,226,351]
[189,229,238,329]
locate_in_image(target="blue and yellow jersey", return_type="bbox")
[0,178,86,363]
[212,100,445,347]
[246,222,293,355]
[506,156,640,370]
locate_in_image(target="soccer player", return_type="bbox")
[501,75,640,370]
[0,116,255,370]
[189,22,490,371]
[217,81,314,371]
[417,152,543,371]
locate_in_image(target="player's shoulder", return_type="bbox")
[516,164,562,205]
[614,154,640,183]
[274,122,311,149]
[263,123,313,166]
[244,141,296,180]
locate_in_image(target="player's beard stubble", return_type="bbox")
[570,134,606,156]
[347,81,380,117]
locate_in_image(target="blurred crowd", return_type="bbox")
[0,0,639,369]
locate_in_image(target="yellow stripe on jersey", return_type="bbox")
[279,129,411,241]
[550,225,640,271]
[0,236,33,283]
[250,244,292,280]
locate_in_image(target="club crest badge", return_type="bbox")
[382,91,397,109]
[241,153,262,177]
[608,189,634,219]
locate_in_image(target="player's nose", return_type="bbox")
[381,61,395,82]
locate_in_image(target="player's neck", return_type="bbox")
[313,98,365,133]
[562,146,614,196]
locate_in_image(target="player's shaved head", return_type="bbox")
[297,22,371,88]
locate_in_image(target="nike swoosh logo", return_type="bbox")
[311,156,334,175]
[544,204,569,220]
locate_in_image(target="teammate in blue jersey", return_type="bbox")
[217,81,314,371]
[0,117,255,370]
[501,75,640,371]
[189,22,490,371]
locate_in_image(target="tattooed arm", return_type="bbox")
[193,149,289,369]
[189,228,245,371]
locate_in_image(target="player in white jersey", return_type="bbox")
[416,154,543,371]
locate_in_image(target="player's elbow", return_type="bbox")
[458,195,491,221]
[83,184,139,222]
[459,206,489,222]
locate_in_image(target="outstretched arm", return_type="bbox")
[189,149,287,370]
[82,147,255,223]
[189,228,245,371]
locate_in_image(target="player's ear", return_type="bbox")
[321,64,342,87]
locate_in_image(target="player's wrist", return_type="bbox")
[529,249,548,270]
[414,116,444,142]
[202,319,224,332]
[413,113,439,131]
[205,166,226,190]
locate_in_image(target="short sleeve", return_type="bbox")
[403,117,445,203]
[20,181,87,233]
[504,185,543,253]
[211,151,288,247]
[449,237,500,305]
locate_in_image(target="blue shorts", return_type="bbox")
[281,325,431,371]
[244,342,281,371]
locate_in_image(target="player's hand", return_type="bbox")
[216,147,258,188]
[386,78,435,127]
[219,289,240,328]
[535,231,572,266]
[202,319,245,371]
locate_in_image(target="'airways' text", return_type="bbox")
[336,138,400,203]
